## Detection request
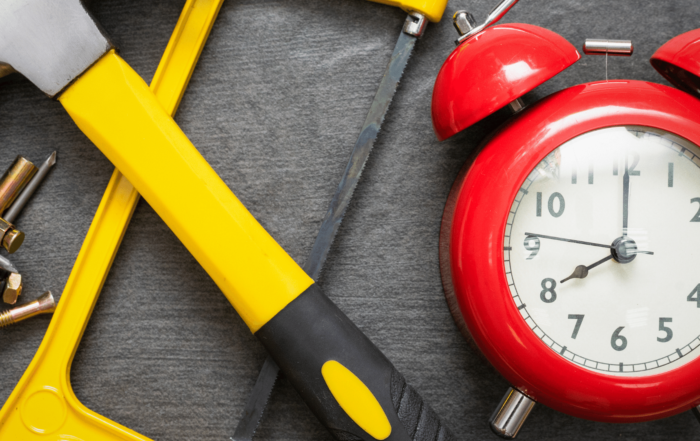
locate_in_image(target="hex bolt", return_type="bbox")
[453,10,478,36]
[0,291,55,328]
[2,272,22,304]
[0,217,24,254]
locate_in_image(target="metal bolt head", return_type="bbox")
[453,11,478,36]
[2,228,24,253]
[3,272,22,304]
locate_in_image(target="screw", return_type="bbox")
[2,272,22,304]
[2,228,24,253]
[0,291,55,328]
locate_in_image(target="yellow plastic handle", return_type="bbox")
[59,50,313,333]
[368,0,448,22]
[0,0,224,439]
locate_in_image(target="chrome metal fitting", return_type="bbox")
[490,387,536,439]
[0,218,24,254]
[583,39,634,56]
[456,0,520,45]
[0,291,55,328]
[453,11,478,36]
[0,156,37,216]
[2,272,22,305]
[0,0,113,97]
[403,12,427,37]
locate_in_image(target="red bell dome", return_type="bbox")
[651,29,700,100]
[431,23,580,141]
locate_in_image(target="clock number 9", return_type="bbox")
[611,326,627,351]
[524,235,540,259]
[540,278,557,303]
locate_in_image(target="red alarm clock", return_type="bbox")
[432,1,700,439]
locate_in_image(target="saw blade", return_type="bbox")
[231,23,419,441]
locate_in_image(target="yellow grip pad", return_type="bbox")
[368,0,448,22]
[59,50,313,333]
[322,360,392,440]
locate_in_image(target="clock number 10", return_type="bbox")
[536,192,565,218]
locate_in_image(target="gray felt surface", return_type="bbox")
[0,0,699,440]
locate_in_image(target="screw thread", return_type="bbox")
[0,310,14,327]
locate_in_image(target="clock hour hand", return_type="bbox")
[561,255,614,283]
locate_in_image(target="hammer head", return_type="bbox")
[0,0,113,97]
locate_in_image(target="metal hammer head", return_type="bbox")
[0,0,113,97]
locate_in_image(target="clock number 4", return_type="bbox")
[611,326,627,351]
[536,192,565,218]
[687,284,700,307]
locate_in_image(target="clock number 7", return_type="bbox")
[568,314,584,339]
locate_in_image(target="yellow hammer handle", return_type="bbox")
[0,0,225,439]
[59,51,313,333]
[368,0,448,22]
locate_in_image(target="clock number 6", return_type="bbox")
[657,318,673,343]
[540,278,557,303]
[611,326,627,351]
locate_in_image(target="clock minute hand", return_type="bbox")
[561,255,614,283]
[623,156,630,238]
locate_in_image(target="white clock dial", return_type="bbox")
[504,126,700,376]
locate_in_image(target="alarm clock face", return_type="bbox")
[506,126,700,376]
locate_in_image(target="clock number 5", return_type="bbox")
[611,326,627,351]
[540,278,557,303]
[657,318,673,343]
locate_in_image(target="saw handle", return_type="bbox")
[256,284,456,441]
[368,0,449,22]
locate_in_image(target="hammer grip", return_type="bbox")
[256,284,456,441]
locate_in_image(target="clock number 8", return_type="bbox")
[540,278,557,303]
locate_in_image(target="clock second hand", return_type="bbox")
[524,232,654,255]
[560,255,614,283]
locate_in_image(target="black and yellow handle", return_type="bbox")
[258,284,455,441]
[58,51,455,441]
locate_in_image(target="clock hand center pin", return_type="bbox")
[561,237,654,283]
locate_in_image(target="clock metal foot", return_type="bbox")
[489,387,535,439]
[692,405,700,424]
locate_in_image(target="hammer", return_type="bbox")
[0,2,456,440]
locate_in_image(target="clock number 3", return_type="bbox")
[540,278,557,303]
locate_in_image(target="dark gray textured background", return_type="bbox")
[0,0,699,440]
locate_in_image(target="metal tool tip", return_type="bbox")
[46,151,57,167]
